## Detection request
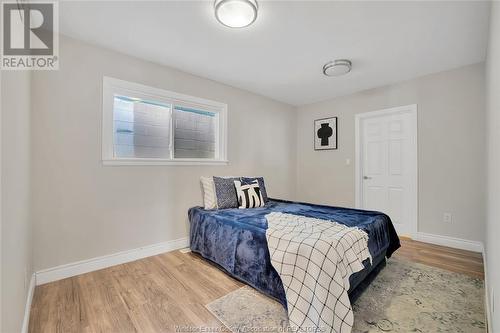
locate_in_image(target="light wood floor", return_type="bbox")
[396,237,484,279]
[29,239,484,333]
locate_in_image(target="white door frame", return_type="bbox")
[0,69,3,331]
[354,104,418,237]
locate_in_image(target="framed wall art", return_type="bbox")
[314,117,337,150]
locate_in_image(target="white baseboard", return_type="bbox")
[35,237,189,285]
[413,232,483,253]
[21,274,36,333]
[483,247,492,332]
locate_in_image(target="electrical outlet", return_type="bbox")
[443,213,452,223]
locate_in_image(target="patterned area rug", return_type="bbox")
[206,258,486,333]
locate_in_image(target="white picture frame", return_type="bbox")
[314,117,338,150]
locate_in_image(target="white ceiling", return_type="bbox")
[59,1,491,106]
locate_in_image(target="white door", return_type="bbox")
[356,105,417,237]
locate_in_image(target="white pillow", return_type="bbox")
[200,176,217,209]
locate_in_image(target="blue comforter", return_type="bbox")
[189,199,400,306]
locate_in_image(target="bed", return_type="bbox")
[188,198,400,307]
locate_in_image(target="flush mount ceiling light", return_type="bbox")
[323,59,352,77]
[214,0,258,28]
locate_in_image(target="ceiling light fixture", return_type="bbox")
[214,0,258,28]
[323,59,352,77]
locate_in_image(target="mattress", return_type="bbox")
[188,199,400,307]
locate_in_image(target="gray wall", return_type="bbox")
[486,2,500,330]
[1,71,33,333]
[31,36,297,271]
[296,63,485,242]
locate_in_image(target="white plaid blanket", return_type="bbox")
[265,212,371,333]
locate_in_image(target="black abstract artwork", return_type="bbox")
[314,117,337,150]
[317,123,333,146]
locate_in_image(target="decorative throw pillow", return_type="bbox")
[242,177,268,203]
[213,177,239,209]
[200,176,217,210]
[234,179,265,209]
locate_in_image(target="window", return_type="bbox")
[102,77,227,165]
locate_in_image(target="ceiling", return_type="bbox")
[59,1,491,106]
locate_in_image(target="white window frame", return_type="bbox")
[102,77,228,166]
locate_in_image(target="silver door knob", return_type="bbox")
[363,176,372,180]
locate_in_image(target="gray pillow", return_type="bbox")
[213,177,239,209]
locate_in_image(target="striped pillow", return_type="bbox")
[242,177,268,203]
[234,179,265,209]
